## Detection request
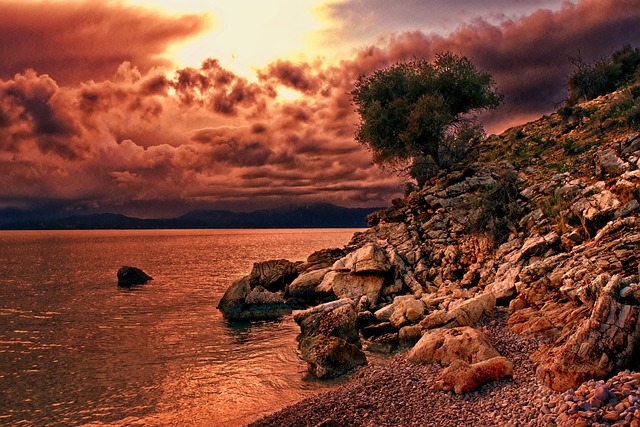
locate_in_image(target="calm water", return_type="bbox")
[0,229,362,427]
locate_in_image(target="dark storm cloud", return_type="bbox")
[172,59,272,115]
[0,1,208,85]
[341,0,640,130]
[1,0,639,217]
[258,60,323,94]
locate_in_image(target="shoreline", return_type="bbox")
[248,308,555,427]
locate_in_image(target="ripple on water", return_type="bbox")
[0,229,361,427]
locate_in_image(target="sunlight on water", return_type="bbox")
[0,229,361,427]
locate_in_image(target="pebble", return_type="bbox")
[550,371,640,427]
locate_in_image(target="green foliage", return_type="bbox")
[567,45,640,105]
[468,170,522,246]
[351,52,502,184]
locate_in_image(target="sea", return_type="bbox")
[0,228,363,427]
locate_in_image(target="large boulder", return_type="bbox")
[407,326,500,367]
[117,265,152,287]
[217,277,291,319]
[532,273,640,391]
[217,276,251,317]
[439,356,514,394]
[419,292,495,330]
[294,299,366,378]
[319,272,384,309]
[299,335,367,379]
[332,243,391,274]
[287,268,333,306]
[249,259,298,291]
[298,248,346,272]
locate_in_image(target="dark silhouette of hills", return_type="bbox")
[0,203,380,230]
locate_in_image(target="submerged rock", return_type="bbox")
[117,266,152,287]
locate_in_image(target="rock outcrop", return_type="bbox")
[217,88,640,394]
[117,265,152,287]
[217,259,298,319]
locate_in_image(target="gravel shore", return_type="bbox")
[248,309,556,427]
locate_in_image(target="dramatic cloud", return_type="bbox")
[0,1,208,85]
[1,0,639,217]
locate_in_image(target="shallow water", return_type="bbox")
[0,229,361,426]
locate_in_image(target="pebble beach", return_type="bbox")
[248,309,558,427]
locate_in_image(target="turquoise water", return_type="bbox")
[0,229,360,427]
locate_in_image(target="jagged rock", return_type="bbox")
[299,335,367,379]
[595,149,629,178]
[439,356,514,394]
[615,199,639,218]
[621,132,640,155]
[117,265,152,287]
[217,276,251,318]
[249,259,298,291]
[361,321,396,339]
[332,243,391,274]
[532,274,640,391]
[389,296,425,328]
[419,292,495,330]
[407,326,500,366]
[319,271,384,309]
[294,299,366,378]
[217,278,291,319]
[520,231,559,259]
[299,248,346,272]
[399,325,423,348]
[245,285,285,305]
[363,332,399,353]
[571,190,621,235]
[486,263,522,301]
[287,268,333,305]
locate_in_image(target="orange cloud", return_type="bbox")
[0,0,639,218]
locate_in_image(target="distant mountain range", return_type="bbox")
[0,203,381,230]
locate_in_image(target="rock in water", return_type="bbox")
[117,266,152,287]
[293,299,367,378]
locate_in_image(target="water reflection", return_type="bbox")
[0,229,361,426]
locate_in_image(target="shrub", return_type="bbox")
[467,170,522,246]
[567,45,640,105]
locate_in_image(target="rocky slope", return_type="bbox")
[218,83,640,425]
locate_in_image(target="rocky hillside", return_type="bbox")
[218,83,640,425]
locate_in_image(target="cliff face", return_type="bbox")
[218,84,640,391]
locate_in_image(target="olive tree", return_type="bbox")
[351,52,502,185]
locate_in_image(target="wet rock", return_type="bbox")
[249,259,298,291]
[287,268,333,306]
[117,265,153,287]
[299,335,367,379]
[217,278,291,319]
[294,299,366,378]
[217,276,251,318]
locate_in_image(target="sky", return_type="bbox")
[1,0,639,218]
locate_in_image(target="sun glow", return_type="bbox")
[127,0,332,79]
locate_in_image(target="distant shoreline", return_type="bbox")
[0,203,382,231]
